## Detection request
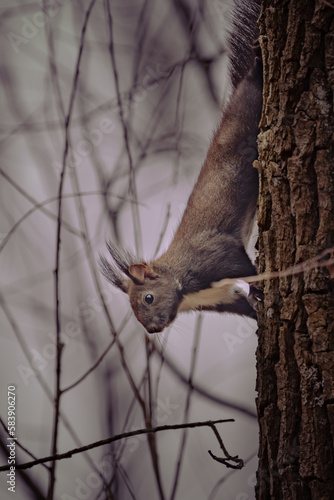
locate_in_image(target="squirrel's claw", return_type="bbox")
[247,284,264,310]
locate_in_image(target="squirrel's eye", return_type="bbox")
[145,294,154,305]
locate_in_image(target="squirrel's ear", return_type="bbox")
[129,264,146,283]
[129,263,159,284]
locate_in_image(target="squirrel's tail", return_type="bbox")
[228,0,261,88]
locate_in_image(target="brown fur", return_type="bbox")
[101,57,263,333]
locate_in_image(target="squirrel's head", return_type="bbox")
[100,242,183,333]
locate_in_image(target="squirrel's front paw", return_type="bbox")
[248,284,264,310]
[233,280,250,296]
[233,281,263,311]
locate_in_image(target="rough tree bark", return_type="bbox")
[256,1,334,499]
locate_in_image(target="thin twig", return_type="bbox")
[0,419,234,472]
[0,190,138,254]
[48,2,97,499]
[321,0,334,9]
[146,337,166,500]
[105,0,142,256]
[0,438,46,500]
[170,314,203,500]
[0,293,104,478]
[0,417,50,472]
[0,167,81,238]
[154,203,171,259]
[208,423,244,469]
[213,245,334,286]
[207,451,257,500]
[62,311,132,393]
[107,371,149,492]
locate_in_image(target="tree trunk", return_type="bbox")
[256,1,334,499]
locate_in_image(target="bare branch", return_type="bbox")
[0,419,234,472]
[170,314,203,500]
[62,312,132,393]
[105,0,142,255]
[213,247,334,291]
[208,423,244,469]
[0,417,50,472]
[0,190,137,254]
[48,2,98,498]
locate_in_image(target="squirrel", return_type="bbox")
[100,0,263,334]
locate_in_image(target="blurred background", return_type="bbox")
[0,0,259,498]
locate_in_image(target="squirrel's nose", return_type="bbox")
[147,325,162,334]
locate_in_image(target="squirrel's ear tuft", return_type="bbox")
[105,241,137,277]
[99,254,129,293]
[101,241,158,288]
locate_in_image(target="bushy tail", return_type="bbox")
[228,0,261,87]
